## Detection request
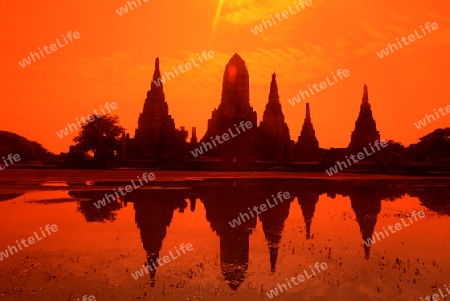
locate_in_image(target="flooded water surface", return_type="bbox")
[0,170,449,301]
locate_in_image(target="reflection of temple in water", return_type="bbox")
[257,183,294,273]
[129,190,187,286]
[201,181,259,290]
[337,182,403,259]
[347,188,382,260]
[289,182,324,241]
[295,189,321,240]
[67,178,450,288]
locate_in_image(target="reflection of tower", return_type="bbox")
[348,189,382,260]
[297,192,320,240]
[201,182,258,290]
[189,198,196,212]
[219,230,251,290]
[258,195,293,272]
[348,85,380,152]
[131,192,187,286]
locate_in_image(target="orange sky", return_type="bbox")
[1,0,449,154]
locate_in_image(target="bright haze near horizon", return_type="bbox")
[1,0,449,154]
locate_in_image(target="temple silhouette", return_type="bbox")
[125,58,188,159]
[121,54,382,163]
[348,84,380,152]
[259,73,291,160]
[200,54,259,159]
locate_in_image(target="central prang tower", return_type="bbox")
[201,54,258,158]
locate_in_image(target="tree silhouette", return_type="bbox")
[0,131,52,161]
[405,128,450,162]
[73,115,124,162]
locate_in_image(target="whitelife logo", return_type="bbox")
[18,31,81,68]
[55,102,118,139]
[152,51,215,87]
[93,172,155,209]
[414,105,450,129]
[250,0,312,35]
[376,22,439,59]
[190,121,253,158]
[287,69,350,106]
[419,283,450,301]
[363,210,425,247]
[131,243,194,280]
[228,192,291,228]
[0,153,21,171]
[115,0,149,16]
[266,262,328,298]
[325,140,388,176]
[0,225,58,261]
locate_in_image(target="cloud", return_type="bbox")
[351,25,390,56]
[220,0,318,27]
[388,12,412,22]
[44,44,334,96]
[424,12,450,25]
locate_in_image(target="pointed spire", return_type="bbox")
[231,53,243,61]
[298,194,319,240]
[305,102,311,123]
[348,84,380,150]
[151,57,163,90]
[296,102,319,154]
[189,198,196,212]
[269,246,278,272]
[268,72,279,104]
[362,84,368,104]
[259,72,290,160]
[305,219,312,239]
[190,127,198,144]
